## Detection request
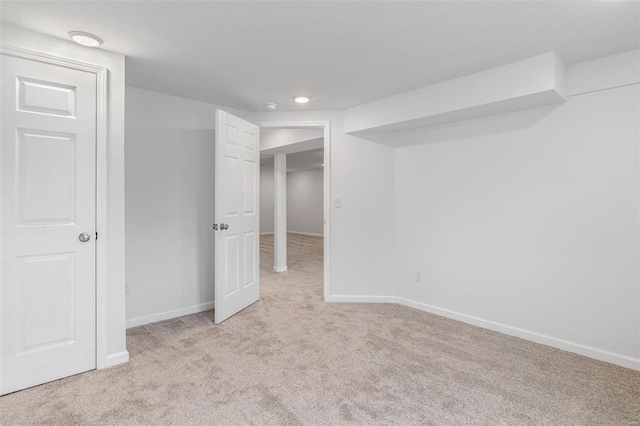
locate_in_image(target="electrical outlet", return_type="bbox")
[415,270,422,282]
[334,196,342,208]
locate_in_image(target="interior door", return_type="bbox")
[1,54,97,395]
[214,110,260,324]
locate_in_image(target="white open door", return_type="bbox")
[1,54,97,394]
[214,110,260,324]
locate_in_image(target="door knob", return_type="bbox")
[212,224,218,230]
[220,223,228,230]
[78,232,91,242]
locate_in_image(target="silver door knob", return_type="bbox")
[212,224,218,230]
[78,232,91,242]
[220,223,228,230]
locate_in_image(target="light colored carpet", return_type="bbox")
[1,234,639,425]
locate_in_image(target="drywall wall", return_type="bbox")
[565,49,639,96]
[126,87,216,327]
[260,168,324,236]
[390,51,640,369]
[0,24,128,367]
[251,110,396,300]
[260,170,275,234]
[287,169,324,236]
[126,86,247,129]
[261,128,324,153]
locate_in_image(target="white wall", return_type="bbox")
[260,170,275,234]
[125,87,217,327]
[261,128,324,152]
[126,86,246,129]
[0,24,128,366]
[260,168,324,236]
[287,169,324,236]
[390,51,640,369]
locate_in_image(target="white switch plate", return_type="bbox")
[334,196,342,208]
[415,270,422,282]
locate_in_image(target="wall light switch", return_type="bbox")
[334,196,342,208]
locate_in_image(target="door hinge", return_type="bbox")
[95,232,98,240]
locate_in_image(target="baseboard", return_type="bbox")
[273,266,288,272]
[288,231,324,237]
[396,297,640,371]
[260,232,274,236]
[102,350,129,368]
[326,294,397,303]
[126,301,215,329]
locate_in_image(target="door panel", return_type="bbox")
[17,76,77,118]
[224,234,239,296]
[17,129,77,225]
[214,110,260,323]
[1,54,97,395]
[17,253,76,353]
[243,159,256,214]
[225,155,239,215]
[243,231,256,288]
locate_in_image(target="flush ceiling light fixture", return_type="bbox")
[68,31,103,47]
[293,96,310,104]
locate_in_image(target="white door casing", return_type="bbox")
[214,110,260,324]
[0,54,97,395]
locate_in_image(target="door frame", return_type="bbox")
[254,121,331,301]
[0,45,110,391]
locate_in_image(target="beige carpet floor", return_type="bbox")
[1,234,639,425]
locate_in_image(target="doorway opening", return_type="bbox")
[256,122,331,302]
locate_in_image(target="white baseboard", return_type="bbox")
[288,231,324,237]
[126,301,215,329]
[273,266,288,272]
[396,297,640,371]
[125,293,639,370]
[102,350,129,368]
[326,294,397,303]
[326,294,639,370]
[260,232,274,236]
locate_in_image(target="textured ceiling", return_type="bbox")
[1,1,638,111]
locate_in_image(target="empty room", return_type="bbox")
[0,1,639,424]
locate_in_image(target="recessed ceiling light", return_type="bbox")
[68,31,103,47]
[294,96,310,104]
[264,103,277,110]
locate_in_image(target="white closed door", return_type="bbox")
[214,110,260,324]
[1,54,97,395]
